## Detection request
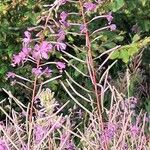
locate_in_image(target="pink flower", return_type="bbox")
[40,41,53,52]
[23,31,31,46]
[59,11,69,27]
[80,24,87,33]
[43,67,52,77]
[55,42,66,51]
[6,72,15,78]
[60,132,75,149]
[12,54,22,66]
[32,67,42,77]
[130,125,139,137]
[12,47,30,66]
[56,61,66,72]
[101,123,117,143]
[57,29,65,42]
[18,51,27,60]
[109,24,116,31]
[24,31,31,39]
[22,47,31,55]
[106,12,113,24]
[83,2,96,11]
[58,0,67,5]
[34,125,47,144]
[0,139,8,150]
[60,11,68,22]
[33,41,53,59]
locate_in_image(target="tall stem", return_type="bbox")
[29,59,40,123]
[79,0,102,127]
[78,0,108,149]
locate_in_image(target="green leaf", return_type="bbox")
[141,37,150,46]
[0,65,7,75]
[115,36,124,42]
[140,0,147,6]
[119,50,129,63]
[132,34,140,43]
[111,50,120,59]
[110,43,139,63]
[68,35,74,43]
[112,0,125,12]
[102,42,116,49]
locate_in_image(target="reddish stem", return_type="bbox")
[29,59,40,123]
[78,0,108,149]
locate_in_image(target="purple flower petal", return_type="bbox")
[23,31,31,46]
[32,67,42,77]
[60,11,68,22]
[80,24,87,33]
[83,2,96,11]
[43,67,52,77]
[56,62,66,70]
[34,125,47,144]
[58,0,67,5]
[33,41,53,60]
[7,72,15,78]
[57,29,66,42]
[109,24,116,31]
[55,42,66,51]
[12,54,22,66]
[106,12,113,24]
[0,139,9,150]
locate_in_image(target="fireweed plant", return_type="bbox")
[0,0,150,149]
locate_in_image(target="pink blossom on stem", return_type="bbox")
[101,123,117,143]
[57,29,66,42]
[58,0,67,5]
[32,41,53,60]
[106,12,113,24]
[60,11,68,22]
[6,72,15,78]
[22,47,31,55]
[109,24,116,31]
[130,125,139,137]
[55,42,66,51]
[32,67,42,77]
[43,67,52,77]
[40,41,53,52]
[60,132,75,150]
[34,125,47,144]
[23,31,31,46]
[56,61,66,72]
[12,47,31,66]
[80,24,87,33]
[12,54,22,66]
[83,2,96,12]
[0,139,9,150]
[59,11,69,27]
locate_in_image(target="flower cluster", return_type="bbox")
[34,124,48,144]
[0,139,8,150]
[32,67,52,77]
[59,11,69,27]
[57,0,67,6]
[130,125,139,137]
[83,2,96,12]
[9,28,67,79]
[32,41,53,60]
[12,31,31,67]
[101,123,117,143]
